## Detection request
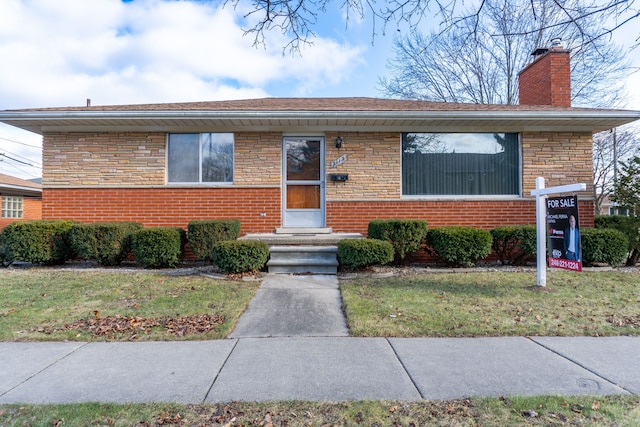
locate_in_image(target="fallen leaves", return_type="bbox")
[606,313,640,328]
[30,313,225,339]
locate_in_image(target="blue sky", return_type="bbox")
[0,0,638,180]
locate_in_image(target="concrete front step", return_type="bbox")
[267,245,339,274]
[239,232,362,246]
[275,227,332,234]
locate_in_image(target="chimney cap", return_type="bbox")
[531,47,549,56]
[550,37,563,48]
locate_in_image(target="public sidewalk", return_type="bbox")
[1,336,639,404]
[1,275,638,404]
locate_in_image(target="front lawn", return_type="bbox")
[0,270,259,341]
[2,395,640,426]
[2,268,639,341]
[341,270,640,337]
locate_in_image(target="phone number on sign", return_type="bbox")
[549,257,582,271]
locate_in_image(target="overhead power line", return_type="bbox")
[0,135,41,149]
[0,149,42,168]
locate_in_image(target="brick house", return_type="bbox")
[0,47,638,238]
[0,173,42,229]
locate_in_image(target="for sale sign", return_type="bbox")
[547,195,582,272]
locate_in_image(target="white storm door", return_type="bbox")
[283,137,325,227]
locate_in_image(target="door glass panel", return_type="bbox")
[287,185,321,209]
[286,140,320,181]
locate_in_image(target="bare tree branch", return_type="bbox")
[220,0,639,54]
[379,0,632,108]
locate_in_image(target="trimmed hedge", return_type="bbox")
[188,220,241,261]
[0,220,75,265]
[68,222,142,266]
[425,226,492,267]
[131,227,184,268]
[337,238,394,270]
[368,219,428,264]
[595,215,640,266]
[490,225,537,266]
[581,228,629,267]
[211,240,269,274]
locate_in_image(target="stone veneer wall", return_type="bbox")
[521,131,594,195]
[43,132,167,186]
[324,132,401,200]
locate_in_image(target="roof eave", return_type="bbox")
[0,183,42,196]
[1,109,638,134]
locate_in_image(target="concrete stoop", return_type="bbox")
[267,245,339,274]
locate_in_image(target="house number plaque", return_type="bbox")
[330,154,347,169]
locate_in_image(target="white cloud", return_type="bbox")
[0,0,366,109]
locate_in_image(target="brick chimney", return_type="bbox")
[518,39,571,107]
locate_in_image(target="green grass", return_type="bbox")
[2,269,639,340]
[341,270,640,337]
[0,270,259,341]
[1,396,639,426]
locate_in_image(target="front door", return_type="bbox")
[283,137,325,227]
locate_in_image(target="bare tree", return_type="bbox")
[379,0,630,107]
[593,126,639,214]
[221,0,639,52]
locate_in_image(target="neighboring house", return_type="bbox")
[0,172,42,229]
[599,194,632,216]
[0,46,639,238]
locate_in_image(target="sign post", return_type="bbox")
[530,177,586,287]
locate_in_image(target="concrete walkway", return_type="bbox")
[1,274,639,404]
[229,275,348,338]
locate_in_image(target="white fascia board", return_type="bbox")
[1,108,639,134]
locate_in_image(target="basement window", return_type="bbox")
[1,195,23,218]
[167,133,234,184]
[402,133,520,196]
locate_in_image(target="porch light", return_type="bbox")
[335,136,343,148]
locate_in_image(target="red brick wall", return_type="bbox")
[327,199,595,236]
[42,187,594,236]
[42,187,281,233]
[518,48,571,107]
[23,197,42,221]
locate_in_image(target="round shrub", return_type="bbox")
[69,222,142,266]
[188,219,241,261]
[367,219,428,264]
[490,225,536,265]
[0,220,75,265]
[581,228,628,267]
[426,226,492,267]
[337,238,394,270]
[131,227,184,268]
[211,240,269,274]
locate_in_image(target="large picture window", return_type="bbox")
[402,133,520,196]
[167,133,234,183]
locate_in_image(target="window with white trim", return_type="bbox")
[402,133,520,196]
[167,133,234,183]
[1,195,23,218]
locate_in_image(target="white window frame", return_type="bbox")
[1,195,24,218]
[166,133,234,184]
